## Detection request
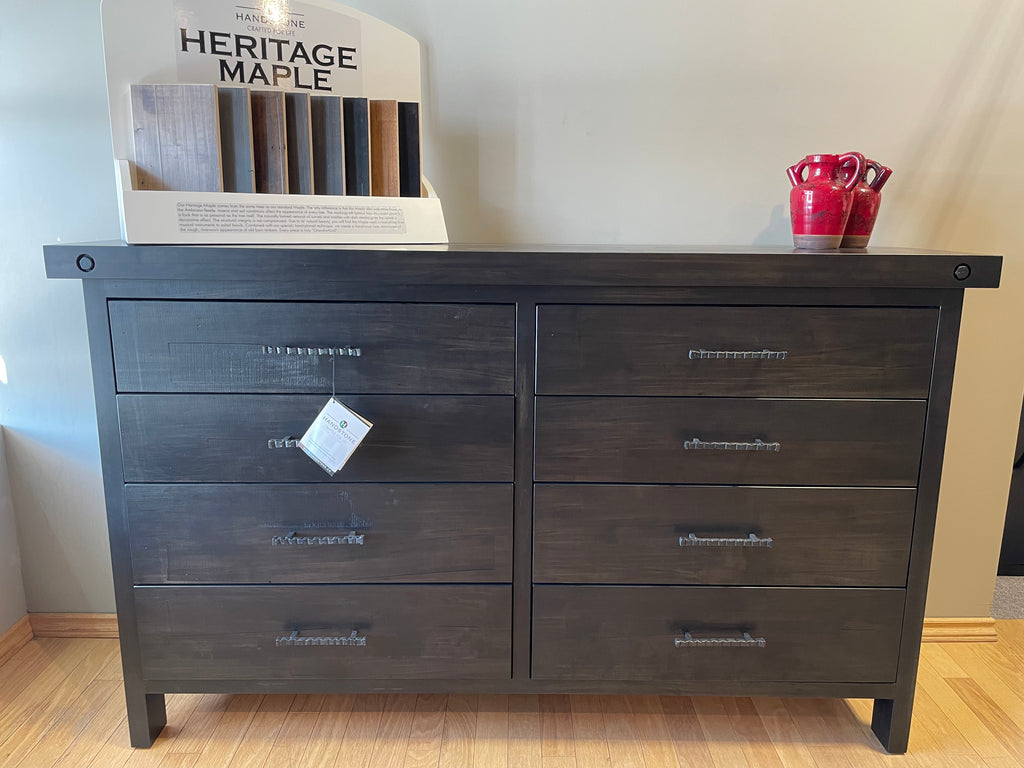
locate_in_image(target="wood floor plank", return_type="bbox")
[750,697,816,768]
[473,694,508,768]
[916,655,1015,760]
[403,694,446,768]
[163,694,232,760]
[12,680,120,768]
[295,695,354,768]
[0,640,117,766]
[625,696,680,768]
[947,679,1024,764]
[782,699,856,768]
[692,697,751,768]
[921,644,971,679]
[659,696,715,768]
[569,696,610,768]
[223,695,293,768]
[332,694,385,768]
[599,696,645,768]
[539,695,573,758]
[438,694,476,768]
[121,695,207,768]
[0,640,69,706]
[721,698,785,768]
[264,710,319,767]
[508,695,542,768]
[49,680,135,768]
[191,694,263,768]
[367,695,416,768]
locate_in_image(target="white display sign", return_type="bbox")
[173,0,363,94]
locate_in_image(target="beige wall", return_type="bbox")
[1,0,1021,616]
[0,430,28,632]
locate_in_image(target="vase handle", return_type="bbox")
[837,153,863,191]
[786,160,809,188]
[869,161,893,192]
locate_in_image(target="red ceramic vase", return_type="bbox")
[787,153,862,250]
[839,157,892,248]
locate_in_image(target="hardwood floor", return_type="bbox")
[1,622,1023,767]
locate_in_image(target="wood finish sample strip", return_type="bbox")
[285,92,314,195]
[217,86,255,193]
[369,99,400,196]
[311,95,345,195]
[250,90,288,194]
[343,97,371,195]
[130,83,223,192]
[398,101,422,197]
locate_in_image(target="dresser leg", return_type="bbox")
[127,692,167,747]
[871,696,912,754]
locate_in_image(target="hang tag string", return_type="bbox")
[331,353,336,400]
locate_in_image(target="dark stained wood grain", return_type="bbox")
[108,301,516,394]
[217,87,255,193]
[534,397,927,486]
[127,483,513,584]
[117,395,513,482]
[43,244,1002,289]
[285,92,315,195]
[135,585,511,680]
[533,485,916,586]
[311,95,345,196]
[532,586,905,682]
[536,306,937,398]
[250,90,288,194]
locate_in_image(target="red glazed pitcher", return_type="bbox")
[787,153,862,250]
[839,157,893,248]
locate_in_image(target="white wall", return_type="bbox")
[0,429,28,632]
[1,0,1021,615]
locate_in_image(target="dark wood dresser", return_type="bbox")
[44,244,1001,753]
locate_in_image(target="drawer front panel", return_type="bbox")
[128,484,513,584]
[119,395,513,482]
[533,485,915,586]
[532,586,904,682]
[110,301,516,394]
[535,397,926,486]
[536,305,937,398]
[136,585,512,680]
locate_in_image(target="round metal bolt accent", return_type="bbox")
[954,264,971,281]
[76,254,96,273]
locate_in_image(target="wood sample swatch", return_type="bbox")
[249,90,288,194]
[369,99,400,197]
[217,87,255,193]
[310,95,345,195]
[285,92,314,195]
[130,84,223,192]
[398,101,422,197]
[343,97,371,196]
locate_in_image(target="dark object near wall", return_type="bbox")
[998,393,1024,575]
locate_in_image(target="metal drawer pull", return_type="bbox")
[262,346,361,357]
[276,630,367,647]
[688,348,787,360]
[267,438,300,449]
[683,437,781,452]
[272,531,365,546]
[679,533,773,548]
[675,631,766,648]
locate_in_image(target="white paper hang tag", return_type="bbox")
[299,398,373,476]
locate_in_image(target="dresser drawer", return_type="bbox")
[535,397,926,486]
[135,585,512,680]
[128,484,513,584]
[536,305,936,398]
[532,586,904,682]
[118,395,513,482]
[534,485,915,586]
[110,301,516,394]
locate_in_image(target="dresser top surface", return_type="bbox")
[43,242,1001,289]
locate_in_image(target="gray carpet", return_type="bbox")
[991,576,1024,619]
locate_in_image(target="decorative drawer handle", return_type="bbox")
[267,438,300,449]
[683,437,781,452]
[688,348,787,360]
[276,629,367,647]
[272,531,365,546]
[262,346,361,357]
[679,533,773,548]
[674,631,766,648]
